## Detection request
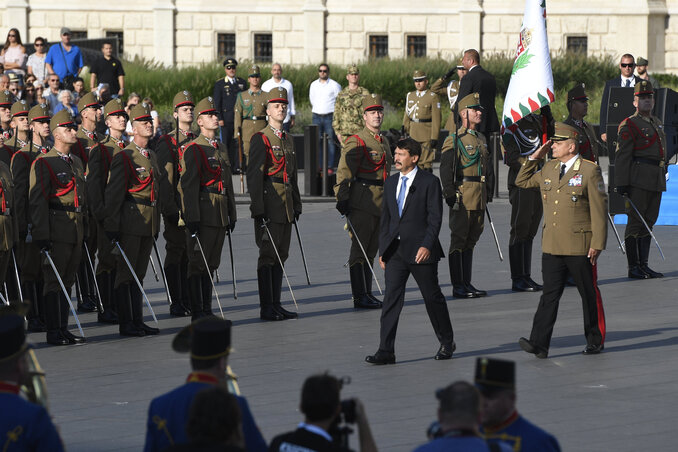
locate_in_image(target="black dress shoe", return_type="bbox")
[524,276,543,291]
[512,277,538,292]
[97,309,119,324]
[582,344,604,355]
[434,343,456,360]
[274,305,298,319]
[46,331,69,346]
[169,303,191,317]
[353,295,382,309]
[136,323,160,335]
[628,266,650,279]
[640,265,663,278]
[452,285,478,299]
[119,323,145,337]
[365,350,396,365]
[61,329,86,344]
[518,337,548,359]
[260,306,284,321]
[466,283,487,297]
[77,297,98,313]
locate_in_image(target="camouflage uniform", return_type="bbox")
[332,85,369,144]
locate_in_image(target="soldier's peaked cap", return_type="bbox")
[28,103,51,122]
[10,100,29,117]
[634,80,654,96]
[173,90,194,109]
[458,93,483,111]
[551,122,579,141]
[567,83,588,102]
[77,92,100,114]
[129,103,152,122]
[195,97,217,116]
[267,87,289,104]
[0,90,13,107]
[104,98,126,119]
[413,70,427,80]
[50,109,76,132]
[362,93,383,111]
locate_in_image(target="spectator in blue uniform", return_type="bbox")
[0,310,65,452]
[144,317,267,452]
[475,357,561,452]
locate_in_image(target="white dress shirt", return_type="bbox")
[561,153,579,174]
[262,77,296,123]
[309,78,342,114]
[620,75,636,87]
[396,165,418,208]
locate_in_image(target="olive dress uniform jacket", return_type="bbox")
[430,78,460,133]
[155,128,196,216]
[247,126,301,223]
[3,134,27,158]
[234,90,267,156]
[0,161,17,251]
[11,142,48,237]
[565,116,601,163]
[516,156,608,255]
[403,90,441,142]
[87,135,126,223]
[614,112,667,192]
[334,127,392,215]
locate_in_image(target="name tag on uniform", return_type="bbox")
[568,175,582,187]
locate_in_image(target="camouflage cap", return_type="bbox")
[195,97,217,116]
[636,56,648,66]
[223,57,238,67]
[28,103,51,122]
[634,80,654,96]
[267,87,288,104]
[567,83,588,102]
[104,98,126,119]
[0,90,13,108]
[413,70,427,81]
[129,103,153,122]
[50,109,76,133]
[551,122,579,142]
[347,64,359,75]
[458,93,483,111]
[248,65,261,77]
[172,90,194,109]
[362,93,383,111]
[77,92,100,114]
[10,100,29,118]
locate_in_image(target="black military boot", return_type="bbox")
[625,237,649,279]
[179,257,192,315]
[638,235,663,278]
[131,284,159,335]
[97,272,118,324]
[449,251,476,299]
[76,260,98,313]
[363,261,383,307]
[272,264,297,319]
[25,281,46,332]
[201,272,216,318]
[188,275,204,321]
[166,264,190,317]
[44,292,68,346]
[258,266,283,321]
[523,240,542,290]
[509,243,534,292]
[462,249,486,297]
[350,263,381,309]
[59,292,85,344]
[116,283,145,337]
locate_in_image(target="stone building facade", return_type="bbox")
[1,0,676,72]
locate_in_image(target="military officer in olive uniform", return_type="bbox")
[332,64,370,145]
[335,94,392,309]
[517,122,607,358]
[615,80,666,279]
[104,103,170,337]
[86,98,128,325]
[430,64,467,133]
[11,103,51,331]
[179,97,236,321]
[234,65,267,163]
[403,70,441,172]
[564,84,601,163]
[4,100,30,154]
[440,93,493,299]
[29,110,87,346]
[154,90,196,317]
[0,160,17,306]
[0,90,14,160]
[247,88,302,321]
[213,58,247,173]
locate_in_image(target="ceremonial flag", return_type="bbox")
[501,0,554,144]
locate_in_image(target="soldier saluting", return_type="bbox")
[403,70,441,172]
[179,97,236,321]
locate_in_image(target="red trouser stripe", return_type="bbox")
[592,263,606,344]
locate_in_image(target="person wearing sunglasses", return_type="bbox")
[213,58,246,174]
[309,63,342,173]
[27,37,48,86]
[1,28,27,78]
[599,53,642,143]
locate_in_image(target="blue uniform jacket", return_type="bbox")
[144,373,267,452]
[413,436,512,452]
[482,411,561,452]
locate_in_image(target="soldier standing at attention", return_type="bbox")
[0,158,16,308]
[11,103,51,331]
[0,90,13,156]
[179,97,236,321]
[335,94,392,309]
[403,70,441,172]
[332,64,370,146]
[234,65,267,164]
[213,58,246,174]
[517,122,607,358]
[430,63,467,134]
[154,91,196,317]
[615,81,666,279]
[5,100,30,154]
[440,93,493,299]
[564,84,601,163]
[29,110,86,346]
[247,88,301,321]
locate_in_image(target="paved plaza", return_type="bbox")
[31,168,678,451]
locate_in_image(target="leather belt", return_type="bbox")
[266,176,286,184]
[245,116,265,121]
[313,113,332,117]
[355,177,383,186]
[462,176,485,182]
[200,186,227,195]
[633,157,665,167]
[410,118,431,123]
[49,203,81,213]
[125,196,156,207]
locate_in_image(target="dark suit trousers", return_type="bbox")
[529,253,606,351]
[221,122,239,170]
[379,245,454,353]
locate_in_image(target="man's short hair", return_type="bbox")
[73,77,84,85]
[102,41,113,48]
[620,53,634,62]
[464,49,480,64]
[318,63,330,72]
[186,386,241,444]
[300,373,341,422]
[396,137,422,157]
[436,381,481,423]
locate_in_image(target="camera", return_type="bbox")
[339,399,357,424]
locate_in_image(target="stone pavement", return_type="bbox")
[31,176,678,451]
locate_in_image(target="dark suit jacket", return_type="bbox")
[598,75,643,131]
[213,76,247,124]
[455,65,500,134]
[379,169,444,264]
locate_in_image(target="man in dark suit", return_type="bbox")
[455,49,500,140]
[365,137,455,364]
[599,53,642,143]
[213,58,247,173]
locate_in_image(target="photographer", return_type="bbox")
[269,373,377,452]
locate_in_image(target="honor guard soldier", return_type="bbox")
[144,317,267,452]
[440,93,493,299]
[5,100,30,154]
[403,70,441,172]
[11,103,51,331]
[517,122,607,358]
[503,107,554,292]
[0,312,65,451]
[234,65,267,163]
[0,159,16,306]
[213,58,247,173]
[87,98,128,325]
[0,90,13,155]
[334,93,392,309]
[155,90,196,317]
[29,110,87,346]
[104,103,168,337]
[430,63,468,134]
[615,80,666,279]
[564,84,601,163]
[332,64,370,145]
[178,97,236,321]
[247,87,302,321]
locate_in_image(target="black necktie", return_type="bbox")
[559,164,566,180]
[625,79,631,88]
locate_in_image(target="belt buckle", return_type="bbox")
[151,201,157,207]
[220,188,226,195]
[481,176,486,182]
[660,160,665,167]
[3,208,9,216]
[75,207,82,213]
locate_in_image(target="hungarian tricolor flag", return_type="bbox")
[501,0,554,145]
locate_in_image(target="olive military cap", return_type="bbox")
[267,87,288,104]
[172,90,194,109]
[77,92,100,114]
[104,98,126,119]
[28,103,51,122]
[0,90,14,108]
[551,122,580,142]
[129,103,152,122]
[567,83,588,102]
[50,110,76,133]
[195,97,217,116]
[413,70,427,81]
[10,100,29,118]
[248,65,261,77]
[636,57,648,66]
[362,93,383,112]
[634,80,654,96]
[458,93,483,111]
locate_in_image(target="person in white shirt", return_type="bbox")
[261,62,296,131]
[309,63,342,171]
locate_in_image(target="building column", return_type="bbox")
[6,0,29,41]
[153,0,176,66]
[459,0,483,52]
[302,0,327,64]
